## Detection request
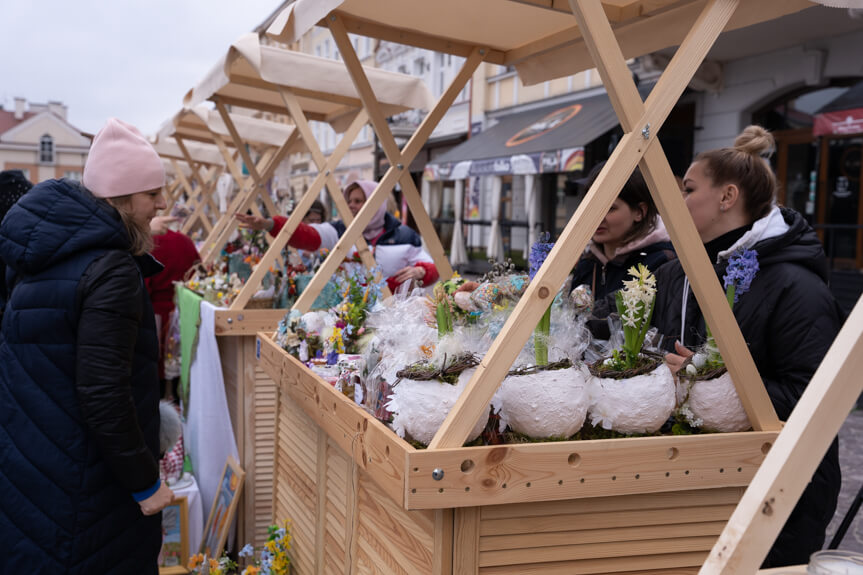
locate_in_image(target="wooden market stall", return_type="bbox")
[252,1,846,573]
[152,137,227,236]
[174,33,437,547]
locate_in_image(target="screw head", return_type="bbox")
[237,314,244,321]
[641,123,651,140]
[432,468,445,481]
[397,163,404,170]
[227,318,233,324]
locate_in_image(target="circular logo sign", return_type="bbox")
[505,104,582,148]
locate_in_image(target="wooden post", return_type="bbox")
[568,0,779,431]
[428,0,777,450]
[700,295,863,574]
[329,16,454,282]
[230,109,370,310]
[291,29,483,313]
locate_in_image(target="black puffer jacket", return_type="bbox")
[0,179,163,574]
[652,207,843,568]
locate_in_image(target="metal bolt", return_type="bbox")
[325,170,331,177]
[479,49,487,56]
[397,163,404,170]
[432,468,445,481]
[329,15,336,22]
[641,123,651,140]
[237,314,244,321]
[227,318,233,324]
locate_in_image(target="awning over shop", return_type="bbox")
[814,81,863,137]
[426,90,624,180]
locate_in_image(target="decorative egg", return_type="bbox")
[469,282,503,311]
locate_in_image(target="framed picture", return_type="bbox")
[159,495,190,574]
[200,456,245,558]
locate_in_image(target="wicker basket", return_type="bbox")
[246,297,275,310]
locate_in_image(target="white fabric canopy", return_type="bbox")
[152,137,225,166]
[185,33,434,133]
[156,105,301,152]
[486,176,504,261]
[450,180,468,266]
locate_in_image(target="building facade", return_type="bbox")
[0,98,90,183]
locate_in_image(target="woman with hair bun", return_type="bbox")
[654,125,843,567]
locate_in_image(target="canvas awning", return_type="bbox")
[426,89,636,180]
[155,105,302,152]
[152,136,225,166]
[814,80,863,137]
[267,0,814,86]
[184,33,434,133]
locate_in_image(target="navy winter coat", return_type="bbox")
[0,179,162,574]
[652,207,843,568]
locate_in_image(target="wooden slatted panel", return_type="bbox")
[217,337,242,452]
[324,439,351,575]
[354,472,439,574]
[251,364,277,547]
[275,390,319,574]
[476,488,741,575]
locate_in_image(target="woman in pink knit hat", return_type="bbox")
[0,118,174,574]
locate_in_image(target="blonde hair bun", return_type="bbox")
[733,125,775,158]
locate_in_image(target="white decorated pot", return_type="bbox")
[498,366,590,439]
[683,371,751,432]
[386,369,488,446]
[589,363,676,434]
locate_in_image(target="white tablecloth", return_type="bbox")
[172,474,204,555]
[184,301,239,549]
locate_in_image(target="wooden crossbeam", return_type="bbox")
[569,0,778,431]
[428,0,777,450]
[279,89,381,281]
[230,107,370,310]
[201,146,278,264]
[291,21,483,313]
[329,16,454,283]
[700,295,863,573]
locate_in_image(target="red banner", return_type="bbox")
[813,109,863,136]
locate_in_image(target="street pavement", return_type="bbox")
[825,408,863,554]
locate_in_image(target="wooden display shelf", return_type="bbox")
[258,334,778,574]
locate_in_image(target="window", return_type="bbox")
[413,58,426,77]
[64,170,82,181]
[40,134,54,164]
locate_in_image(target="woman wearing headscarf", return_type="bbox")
[0,170,33,312]
[0,119,174,573]
[654,125,843,568]
[236,180,438,292]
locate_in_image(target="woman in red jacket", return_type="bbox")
[237,180,438,292]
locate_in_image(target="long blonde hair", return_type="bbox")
[107,194,153,256]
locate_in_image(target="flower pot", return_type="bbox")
[386,369,488,446]
[497,365,590,439]
[589,362,676,434]
[681,370,750,432]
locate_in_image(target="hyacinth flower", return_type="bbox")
[529,233,555,366]
[613,263,657,370]
[699,249,760,371]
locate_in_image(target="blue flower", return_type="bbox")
[723,249,759,303]
[528,232,554,281]
[239,543,255,558]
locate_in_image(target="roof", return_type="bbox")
[817,80,863,114]
[0,109,37,137]
[266,0,815,86]
[184,33,434,133]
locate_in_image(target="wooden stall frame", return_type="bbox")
[174,137,221,235]
[290,26,482,312]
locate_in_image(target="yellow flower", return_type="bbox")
[243,567,260,575]
[188,553,204,568]
[209,558,220,570]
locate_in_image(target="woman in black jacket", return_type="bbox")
[571,162,674,299]
[0,118,174,574]
[654,125,843,568]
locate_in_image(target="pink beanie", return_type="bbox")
[83,118,165,198]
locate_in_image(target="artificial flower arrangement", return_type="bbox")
[587,264,676,435]
[223,228,270,280]
[185,261,244,308]
[384,278,488,446]
[495,234,592,440]
[187,520,292,575]
[677,249,757,432]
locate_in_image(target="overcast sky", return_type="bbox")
[0,0,285,136]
